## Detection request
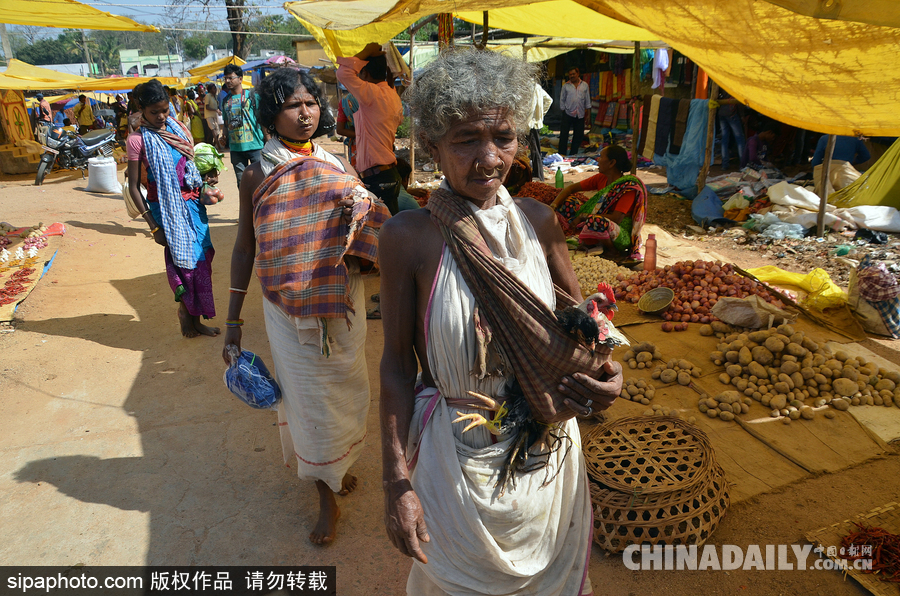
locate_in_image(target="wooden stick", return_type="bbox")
[408,24,415,181]
[631,41,640,175]
[816,134,837,237]
[697,80,719,192]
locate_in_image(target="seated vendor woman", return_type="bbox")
[549,144,647,260]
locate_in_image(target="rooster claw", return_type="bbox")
[453,411,490,433]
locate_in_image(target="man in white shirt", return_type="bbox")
[558,67,591,157]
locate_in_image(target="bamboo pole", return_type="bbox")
[479,12,489,49]
[816,134,837,237]
[408,25,415,182]
[696,81,719,191]
[631,41,640,175]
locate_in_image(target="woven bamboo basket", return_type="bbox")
[583,416,730,553]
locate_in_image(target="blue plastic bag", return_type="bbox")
[224,345,281,409]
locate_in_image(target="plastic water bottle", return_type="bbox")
[643,233,657,271]
[555,166,564,189]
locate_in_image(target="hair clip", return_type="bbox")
[275,86,285,105]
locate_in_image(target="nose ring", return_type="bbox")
[297,114,313,125]
[475,161,501,178]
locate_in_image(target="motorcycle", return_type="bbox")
[35,125,117,186]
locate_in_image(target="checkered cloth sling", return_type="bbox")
[428,187,606,423]
[252,155,390,322]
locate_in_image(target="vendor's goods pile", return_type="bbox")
[0,267,35,306]
[618,344,698,421]
[615,260,784,326]
[702,323,900,423]
[517,181,588,206]
[583,416,729,553]
[572,256,634,298]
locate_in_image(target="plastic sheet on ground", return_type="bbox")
[745,266,846,311]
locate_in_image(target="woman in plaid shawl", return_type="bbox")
[379,49,624,596]
[126,79,217,339]
[223,68,389,547]
[550,144,648,260]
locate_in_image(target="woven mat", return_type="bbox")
[805,502,900,596]
[0,239,60,323]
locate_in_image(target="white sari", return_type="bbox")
[406,183,593,596]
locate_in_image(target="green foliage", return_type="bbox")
[183,36,211,60]
[14,30,82,65]
[396,116,411,139]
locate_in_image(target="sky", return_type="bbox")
[11,0,297,40]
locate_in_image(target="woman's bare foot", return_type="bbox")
[192,316,220,337]
[309,480,340,545]
[178,304,199,338]
[338,473,357,496]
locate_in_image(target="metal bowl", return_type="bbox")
[637,287,675,314]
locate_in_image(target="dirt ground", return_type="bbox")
[1,141,899,595]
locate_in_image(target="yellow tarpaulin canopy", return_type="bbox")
[2,0,158,32]
[188,55,246,77]
[287,0,900,136]
[580,0,900,135]
[284,0,655,62]
[764,0,900,29]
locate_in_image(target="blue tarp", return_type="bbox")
[653,99,710,199]
[691,185,735,228]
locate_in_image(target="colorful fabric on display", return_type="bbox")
[670,99,692,155]
[652,99,711,199]
[437,13,454,49]
[579,215,632,254]
[251,156,390,322]
[141,117,203,269]
[427,186,606,423]
[642,95,661,159]
[654,96,678,156]
[638,95,652,155]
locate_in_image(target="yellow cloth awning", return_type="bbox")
[188,56,246,77]
[284,0,655,62]
[763,0,900,29]
[582,0,900,135]
[2,0,158,32]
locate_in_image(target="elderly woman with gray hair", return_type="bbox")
[378,49,623,595]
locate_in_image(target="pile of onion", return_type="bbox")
[614,260,783,324]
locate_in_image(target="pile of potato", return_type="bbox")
[698,391,751,421]
[571,256,634,299]
[613,260,784,323]
[640,404,697,423]
[0,222,47,239]
[652,359,702,386]
[620,378,655,404]
[708,324,900,419]
[622,342,662,369]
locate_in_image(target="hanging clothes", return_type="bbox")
[638,95,652,156]
[642,95,662,159]
[653,99,711,198]
[654,97,678,156]
[652,48,670,89]
[670,99,692,155]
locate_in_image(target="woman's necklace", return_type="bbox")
[277,134,313,156]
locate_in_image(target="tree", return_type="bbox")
[183,35,211,60]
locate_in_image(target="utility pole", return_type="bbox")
[0,24,13,66]
[81,30,95,76]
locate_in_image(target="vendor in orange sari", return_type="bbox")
[549,144,647,260]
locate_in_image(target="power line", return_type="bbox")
[158,26,305,36]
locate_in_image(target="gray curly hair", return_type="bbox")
[407,49,540,153]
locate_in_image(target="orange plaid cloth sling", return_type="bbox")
[252,156,390,321]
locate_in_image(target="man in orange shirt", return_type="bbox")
[336,42,404,214]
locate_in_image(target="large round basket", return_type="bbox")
[583,416,730,553]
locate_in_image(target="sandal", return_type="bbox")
[366,308,381,320]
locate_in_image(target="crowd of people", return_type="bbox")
[33,47,629,595]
